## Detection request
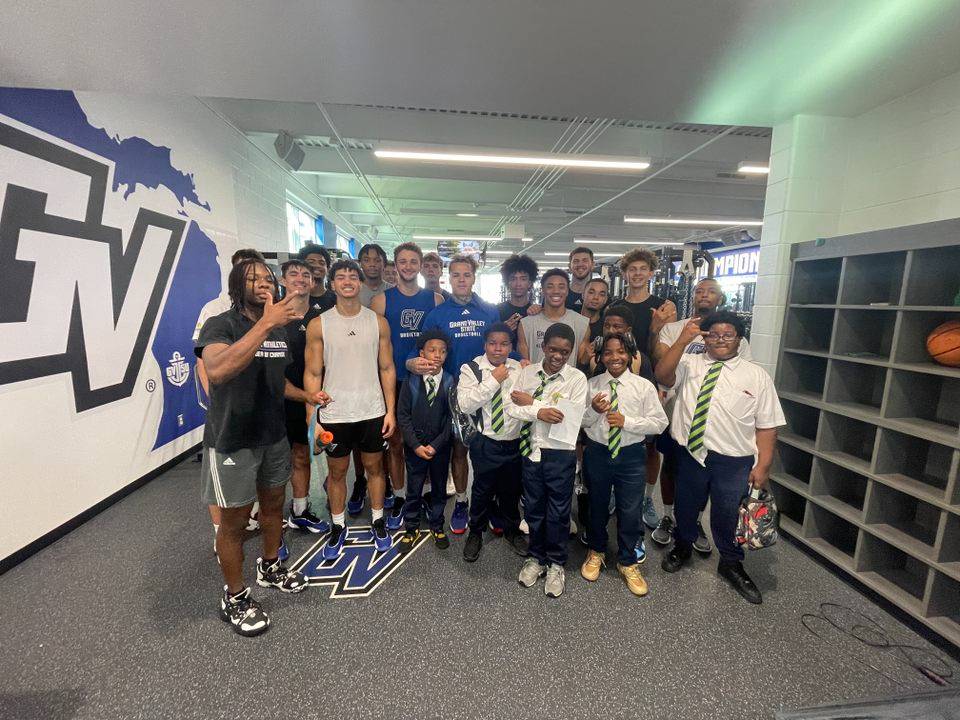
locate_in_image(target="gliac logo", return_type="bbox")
[290,526,428,598]
[165,351,190,387]
[399,308,424,330]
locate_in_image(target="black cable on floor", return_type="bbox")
[800,602,954,688]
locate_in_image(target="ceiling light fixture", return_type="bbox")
[737,161,770,174]
[544,251,623,258]
[624,216,763,227]
[573,238,686,247]
[375,149,650,171]
[456,212,479,217]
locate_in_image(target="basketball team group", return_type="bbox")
[194,241,784,637]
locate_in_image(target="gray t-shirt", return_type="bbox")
[520,309,590,366]
[359,280,394,308]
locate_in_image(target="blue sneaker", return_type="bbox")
[384,488,396,510]
[347,480,365,516]
[322,524,346,560]
[278,534,289,562]
[488,513,504,536]
[642,496,660,530]
[286,504,330,534]
[386,498,405,531]
[372,519,392,552]
[634,538,647,564]
[450,501,469,535]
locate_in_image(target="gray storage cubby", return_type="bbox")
[894,310,960,370]
[772,442,814,488]
[904,244,960,306]
[832,309,896,361]
[885,369,960,442]
[859,532,929,605]
[824,359,885,417]
[926,573,960,645]
[806,503,859,564]
[811,457,868,519]
[769,479,807,533]
[775,220,960,647]
[818,411,876,470]
[778,352,827,400]
[865,483,940,557]
[780,398,820,445]
[839,251,905,306]
[790,257,842,305]
[783,307,834,352]
[874,428,954,503]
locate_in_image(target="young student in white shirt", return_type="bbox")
[580,333,668,597]
[650,278,753,552]
[655,311,784,605]
[506,323,588,598]
[456,322,529,562]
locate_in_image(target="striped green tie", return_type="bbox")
[519,370,557,458]
[426,375,437,404]
[608,379,621,458]
[490,384,505,434]
[687,360,724,463]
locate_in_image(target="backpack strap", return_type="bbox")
[467,360,484,429]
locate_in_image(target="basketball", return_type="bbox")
[926,320,960,367]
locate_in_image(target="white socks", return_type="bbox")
[372,507,384,522]
[332,512,345,528]
[292,497,308,515]
[455,492,468,503]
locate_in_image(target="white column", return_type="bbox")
[751,115,851,375]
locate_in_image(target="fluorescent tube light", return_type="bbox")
[737,161,769,174]
[456,213,479,217]
[624,216,763,227]
[573,238,686,247]
[376,149,650,171]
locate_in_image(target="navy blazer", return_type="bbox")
[397,371,454,451]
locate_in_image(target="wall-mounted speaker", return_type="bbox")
[274,130,305,171]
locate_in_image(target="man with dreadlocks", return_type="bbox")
[195,257,328,637]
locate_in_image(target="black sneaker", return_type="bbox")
[431,529,450,549]
[505,529,529,557]
[219,586,270,637]
[256,557,309,593]
[651,515,675,547]
[397,528,420,555]
[661,545,692,573]
[718,561,762,604]
[463,531,482,562]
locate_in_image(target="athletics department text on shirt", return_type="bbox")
[257,340,288,358]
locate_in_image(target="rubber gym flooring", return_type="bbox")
[0,455,957,720]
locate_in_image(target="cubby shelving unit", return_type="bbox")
[773,219,960,649]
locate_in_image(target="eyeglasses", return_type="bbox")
[705,332,738,342]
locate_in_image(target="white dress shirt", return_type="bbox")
[668,353,785,461]
[582,370,668,448]
[505,361,588,461]
[457,355,523,441]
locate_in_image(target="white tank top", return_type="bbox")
[318,305,386,423]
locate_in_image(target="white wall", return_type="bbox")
[751,68,960,374]
[0,88,332,562]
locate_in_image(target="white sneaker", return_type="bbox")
[518,557,547,588]
[544,563,565,598]
[519,518,530,535]
[246,501,260,531]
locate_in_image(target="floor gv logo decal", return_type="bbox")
[290,526,428,598]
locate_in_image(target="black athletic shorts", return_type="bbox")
[285,399,309,446]
[322,416,386,458]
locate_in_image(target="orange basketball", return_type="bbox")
[926,320,960,367]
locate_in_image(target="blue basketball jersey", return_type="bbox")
[384,287,436,381]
